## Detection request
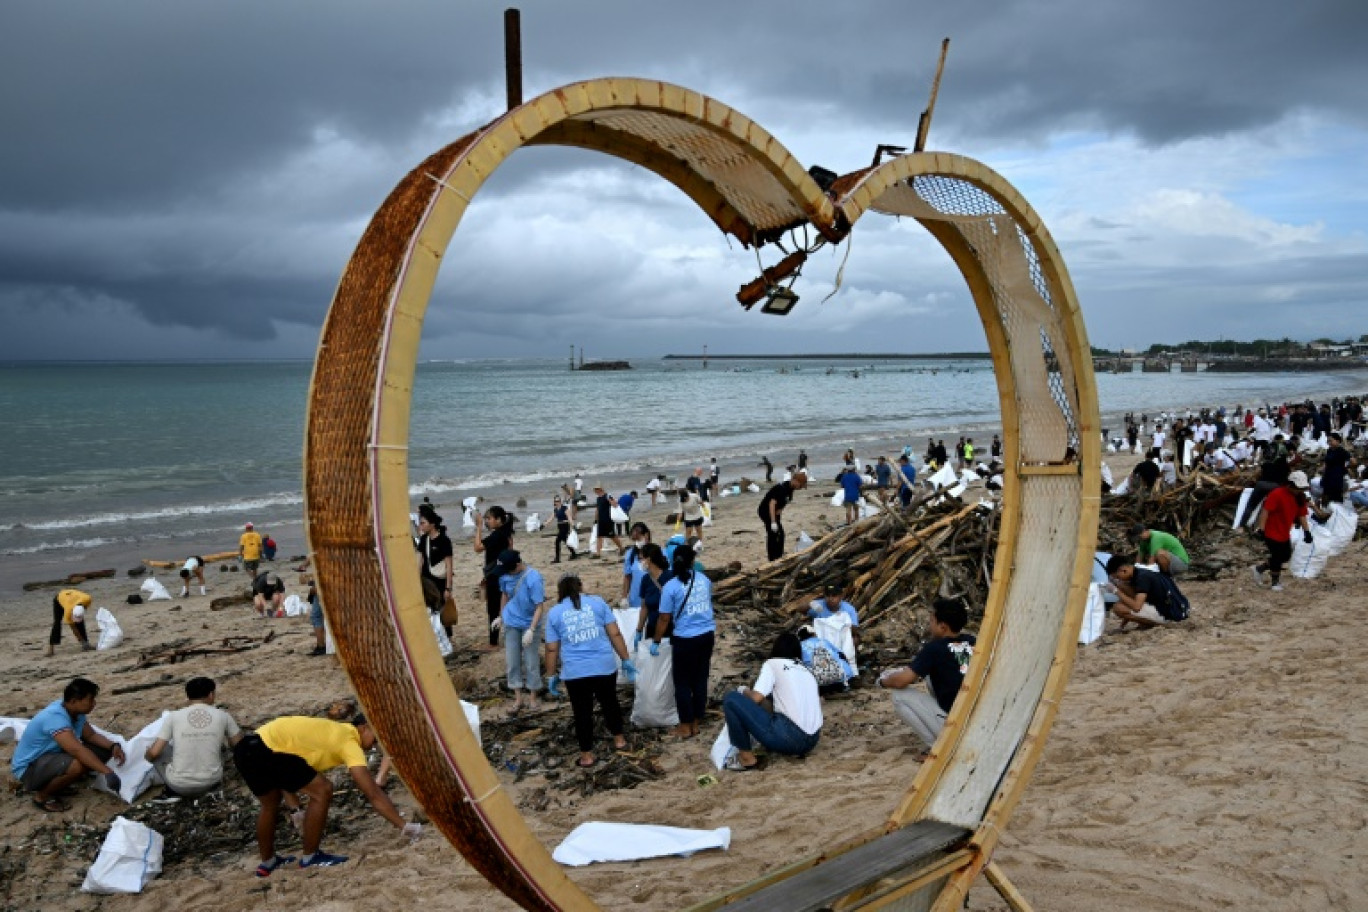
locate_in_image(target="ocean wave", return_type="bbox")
[16,492,305,532]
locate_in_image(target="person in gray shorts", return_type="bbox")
[11,678,124,813]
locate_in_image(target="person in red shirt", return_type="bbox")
[1253,471,1314,591]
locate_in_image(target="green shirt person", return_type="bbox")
[1129,525,1189,577]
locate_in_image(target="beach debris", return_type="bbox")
[208,594,252,610]
[127,566,147,577]
[21,569,117,591]
[141,551,237,569]
[133,633,274,669]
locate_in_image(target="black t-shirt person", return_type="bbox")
[911,633,977,713]
[1132,459,1161,490]
[757,480,795,523]
[1130,566,1172,614]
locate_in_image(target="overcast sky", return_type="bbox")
[2,0,1365,361]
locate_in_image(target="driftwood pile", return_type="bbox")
[714,495,1000,648]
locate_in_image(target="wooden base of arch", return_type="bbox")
[304,77,1099,912]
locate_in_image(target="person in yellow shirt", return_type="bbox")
[239,522,263,577]
[47,589,93,657]
[231,713,420,876]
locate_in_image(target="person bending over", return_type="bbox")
[232,712,420,876]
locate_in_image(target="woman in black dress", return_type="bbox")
[474,505,515,647]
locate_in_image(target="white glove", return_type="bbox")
[769,523,778,533]
[616,597,629,609]
[490,617,502,633]
[401,822,423,841]
[521,628,534,648]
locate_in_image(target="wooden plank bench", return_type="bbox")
[709,820,972,911]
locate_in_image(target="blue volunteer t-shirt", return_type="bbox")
[807,600,860,627]
[801,637,854,680]
[841,472,862,503]
[659,572,715,639]
[876,463,892,486]
[618,493,635,514]
[499,567,545,630]
[545,595,618,680]
[622,548,648,608]
[900,464,917,488]
[12,699,85,779]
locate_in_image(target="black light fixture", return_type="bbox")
[760,286,800,316]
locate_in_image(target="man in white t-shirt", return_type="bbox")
[1152,425,1167,453]
[144,676,242,799]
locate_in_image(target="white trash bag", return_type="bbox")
[1290,525,1333,579]
[927,463,958,490]
[613,607,640,685]
[747,483,760,493]
[711,723,737,771]
[830,491,845,507]
[430,612,453,657]
[1078,583,1107,645]
[630,640,679,728]
[1322,501,1358,556]
[461,699,481,747]
[794,531,815,552]
[524,513,541,533]
[282,594,306,617]
[609,505,629,524]
[139,577,171,601]
[95,608,124,651]
[566,528,580,551]
[82,817,163,894]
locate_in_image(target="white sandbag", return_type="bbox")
[1091,552,1118,604]
[462,496,479,509]
[1323,501,1358,556]
[928,463,958,490]
[1101,463,1114,488]
[139,577,171,601]
[613,607,640,685]
[1112,477,1130,496]
[81,817,163,894]
[830,491,845,506]
[609,506,629,524]
[565,528,580,551]
[324,618,336,655]
[95,608,124,651]
[552,821,730,867]
[812,614,858,675]
[711,723,736,770]
[747,483,760,493]
[947,483,967,498]
[90,714,168,803]
[0,717,29,744]
[958,469,979,488]
[462,507,476,530]
[1290,525,1333,579]
[431,612,453,657]
[630,640,679,728]
[1078,583,1106,645]
[720,488,733,498]
[1106,443,1117,453]
[461,699,481,747]
[282,594,306,617]
[588,526,597,553]
[858,499,881,519]
[794,531,814,552]
[701,503,713,527]
[525,513,541,533]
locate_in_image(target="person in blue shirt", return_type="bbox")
[633,544,672,651]
[495,550,548,714]
[897,454,918,507]
[875,456,893,501]
[653,545,715,738]
[544,574,635,768]
[615,491,637,537]
[12,677,125,812]
[840,466,863,524]
[619,523,652,609]
[807,583,862,648]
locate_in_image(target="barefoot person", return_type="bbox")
[46,588,94,656]
[496,550,548,714]
[12,678,125,812]
[544,574,635,768]
[232,712,421,876]
[721,632,823,771]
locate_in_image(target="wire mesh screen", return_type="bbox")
[873,174,1081,458]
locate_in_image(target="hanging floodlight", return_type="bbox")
[760,285,799,316]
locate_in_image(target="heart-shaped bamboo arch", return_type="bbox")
[305,77,1099,911]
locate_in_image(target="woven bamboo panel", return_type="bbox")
[306,80,1098,912]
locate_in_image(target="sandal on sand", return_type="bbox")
[33,796,70,813]
[255,854,297,877]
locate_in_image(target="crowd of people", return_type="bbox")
[18,393,1366,879]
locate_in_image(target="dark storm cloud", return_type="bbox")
[0,0,1365,356]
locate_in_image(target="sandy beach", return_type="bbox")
[2,446,1366,911]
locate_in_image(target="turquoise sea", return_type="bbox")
[2,357,1366,590]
